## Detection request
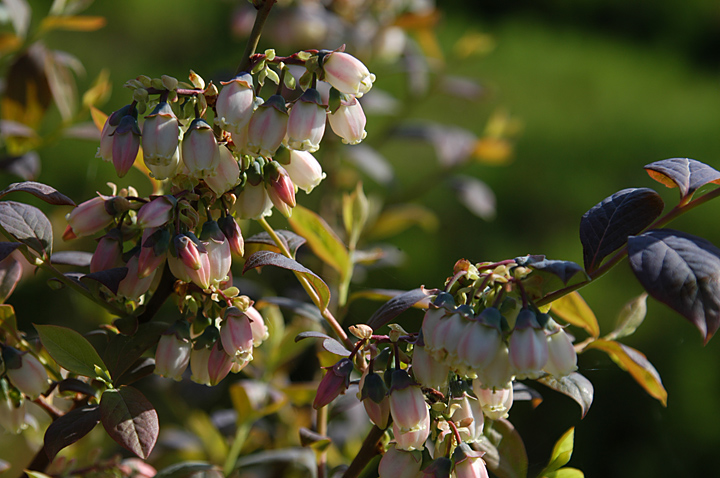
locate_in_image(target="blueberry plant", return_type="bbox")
[1,1,719,478]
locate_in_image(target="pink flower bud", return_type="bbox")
[208,341,234,386]
[247,94,288,157]
[411,344,449,391]
[328,95,367,145]
[190,345,212,386]
[205,145,240,196]
[393,410,430,451]
[97,104,133,162]
[142,102,180,180]
[111,115,142,178]
[168,233,211,289]
[65,195,115,239]
[216,73,255,135]
[233,179,274,220]
[313,357,354,409]
[182,118,221,178]
[281,150,325,193]
[137,196,175,229]
[473,382,513,421]
[154,323,191,381]
[457,309,504,376]
[378,445,423,478]
[509,309,548,380]
[218,215,244,257]
[321,51,376,98]
[220,307,254,358]
[138,227,169,279]
[265,162,296,218]
[359,370,390,429]
[544,321,578,378]
[286,88,326,152]
[246,305,268,346]
[3,347,49,399]
[90,229,123,273]
[200,221,232,287]
[389,370,428,433]
[117,255,156,300]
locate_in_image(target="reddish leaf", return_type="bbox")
[245,230,306,258]
[366,287,439,330]
[0,255,22,303]
[44,405,100,460]
[644,158,720,201]
[537,372,594,419]
[100,386,159,459]
[51,251,93,267]
[0,242,23,262]
[81,267,128,295]
[0,201,53,258]
[0,181,75,206]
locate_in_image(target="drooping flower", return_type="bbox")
[154,321,191,381]
[142,101,181,180]
[247,94,289,157]
[321,51,376,98]
[64,195,115,239]
[205,145,240,196]
[286,88,326,152]
[313,357,354,409]
[182,118,221,179]
[509,309,548,380]
[216,72,255,136]
[278,149,326,194]
[327,93,367,145]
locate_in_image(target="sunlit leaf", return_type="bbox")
[367,203,438,240]
[537,372,594,419]
[580,188,664,272]
[245,230,306,259]
[0,201,53,258]
[43,405,100,460]
[100,386,159,459]
[477,418,528,478]
[538,427,575,476]
[549,291,600,338]
[0,255,22,303]
[295,331,351,356]
[288,205,350,278]
[605,293,648,341]
[628,229,720,343]
[644,157,720,202]
[543,468,585,478]
[586,339,667,406]
[342,182,369,250]
[36,324,109,380]
[0,181,75,206]
[90,105,107,131]
[366,287,439,330]
[82,68,112,108]
[40,15,106,33]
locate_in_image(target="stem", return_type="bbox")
[256,217,352,349]
[317,405,328,478]
[223,422,252,476]
[235,0,277,75]
[341,425,386,478]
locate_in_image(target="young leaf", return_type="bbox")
[543,469,585,478]
[39,15,107,33]
[0,255,22,303]
[288,204,351,279]
[81,267,129,295]
[0,200,53,258]
[0,181,75,206]
[43,405,101,460]
[605,293,648,341]
[644,158,720,202]
[0,242,23,262]
[243,251,330,311]
[538,427,575,476]
[579,188,664,272]
[537,372,594,418]
[342,182,369,250]
[628,229,720,343]
[366,287,439,330]
[100,386,159,459]
[35,324,110,380]
[586,339,667,406]
[477,418,528,478]
[549,291,600,338]
[50,251,93,267]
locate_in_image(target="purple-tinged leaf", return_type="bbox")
[586,339,667,405]
[295,331,351,357]
[451,175,496,220]
[0,200,53,258]
[0,181,75,206]
[154,462,223,478]
[512,382,543,407]
[262,297,323,322]
[50,251,93,267]
[0,242,23,262]
[295,331,333,342]
[0,152,41,180]
[81,267,128,295]
[0,256,22,303]
[43,405,100,460]
[516,255,588,300]
[243,251,330,311]
[645,158,720,201]
[115,357,156,387]
[537,372,594,419]
[36,324,109,379]
[100,386,159,459]
[628,228,720,343]
[58,378,97,397]
[477,418,528,478]
[366,287,439,330]
[103,322,167,380]
[517,256,584,284]
[245,230,306,258]
[580,188,664,272]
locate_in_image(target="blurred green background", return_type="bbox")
[4,0,720,476]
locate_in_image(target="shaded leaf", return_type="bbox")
[451,175,496,220]
[586,339,666,406]
[348,288,434,309]
[58,378,97,397]
[367,203,438,240]
[605,293,648,341]
[261,296,323,322]
[0,200,53,258]
[477,418,528,478]
[512,382,543,407]
[516,255,588,301]
[229,380,288,422]
[245,229,306,259]
[103,322,167,380]
[645,157,720,201]
[288,204,350,279]
[0,242,23,262]
[50,251,93,267]
[155,462,222,478]
[81,267,128,295]
[299,427,332,452]
[549,291,600,338]
[100,386,159,459]
[295,331,351,357]
[40,15,106,32]
[0,304,18,337]
[628,228,720,343]
[0,255,22,303]
[0,151,41,180]
[538,427,575,476]
[36,324,109,380]
[580,188,664,272]
[43,405,100,460]
[366,287,439,330]
[243,251,330,311]
[537,372,594,419]
[0,181,75,206]
[233,448,316,477]
[517,256,585,284]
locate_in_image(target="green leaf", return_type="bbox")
[100,386,159,459]
[549,291,600,338]
[288,205,351,279]
[538,428,575,476]
[0,201,53,259]
[366,203,438,240]
[0,304,18,337]
[35,324,110,380]
[477,418,528,478]
[586,339,667,406]
[24,472,53,478]
[537,372,594,419]
[543,468,585,478]
[342,182,369,250]
[605,293,648,341]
